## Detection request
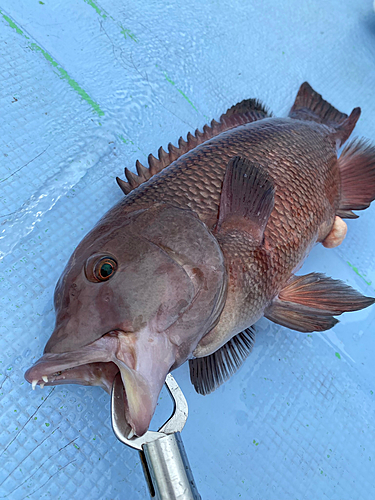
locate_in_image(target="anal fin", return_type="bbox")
[264,273,375,333]
[189,328,255,395]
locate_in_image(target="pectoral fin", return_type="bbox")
[264,272,375,333]
[216,156,275,243]
[189,327,255,395]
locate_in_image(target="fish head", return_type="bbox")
[25,203,226,436]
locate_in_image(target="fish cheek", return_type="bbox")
[89,279,133,333]
[155,298,190,332]
[115,249,196,334]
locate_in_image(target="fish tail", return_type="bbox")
[337,138,375,216]
[289,82,360,146]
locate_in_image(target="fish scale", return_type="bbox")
[118,118,337,295]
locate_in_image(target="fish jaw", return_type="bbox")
[115,328,176,436]
[25,328,176,436]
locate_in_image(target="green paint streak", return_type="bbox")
[370,390,373,396]
[0,10,29,37]
[119,135,134,145]
[39,1,45,4]
[29,43,104,116]
[120,25,137,42]
[0,10,104,117]
[252,440,259,446]
[45,422,50,427]
[84,0,107,18]
[335,352,341,360]
[162,71,198,111]
[347,261,372,286]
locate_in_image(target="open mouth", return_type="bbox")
[24,330,156,437]
[25,331,127,392]
[26,360,120,392]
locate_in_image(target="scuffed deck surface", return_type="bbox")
[1,1,375,498]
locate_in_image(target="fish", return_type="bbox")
[25,82,375,436]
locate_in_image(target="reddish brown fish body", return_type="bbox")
[113,118,339,312]
[25,83,375,433]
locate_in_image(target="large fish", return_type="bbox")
[25,83,375,436]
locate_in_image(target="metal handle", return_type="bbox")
[142,432,201,500]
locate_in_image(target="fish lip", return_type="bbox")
[24,329,127,391]
[24,329,156,436]
[25,327,175,437]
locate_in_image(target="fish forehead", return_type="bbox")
[70,203,224,273]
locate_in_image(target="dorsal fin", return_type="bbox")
[289,82,360,146]
[289,82,348,124]
[189,327,255,395]
[116,99,272,195]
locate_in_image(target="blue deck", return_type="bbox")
[1,1,375,498]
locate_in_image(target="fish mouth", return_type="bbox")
[24,330,168,437]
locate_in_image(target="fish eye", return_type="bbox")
[95,258,117,281]
[85,254,118,282]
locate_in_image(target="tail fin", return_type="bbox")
[338,139,375,213]
[289,82,361,146]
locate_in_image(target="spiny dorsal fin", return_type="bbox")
[220,98,271,128]
[264,272,375,333]
[189,327,255,395]
[116,99,272,196]
[216,156,275,243]
[289,82,360,146]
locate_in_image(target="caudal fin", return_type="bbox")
[338,139,375,213]
[289,82,361,146]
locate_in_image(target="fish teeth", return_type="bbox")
[42,375,49,383]
[127,428,135,440]
[39,382,45,389]
[32,379,38,390]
